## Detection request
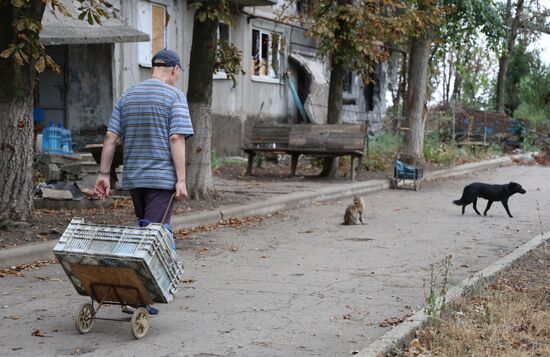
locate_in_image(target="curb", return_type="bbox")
[357,230,550,357]
[0,240,57,269]
[0,156,517,268]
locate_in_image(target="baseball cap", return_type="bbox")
[152,49,181,68]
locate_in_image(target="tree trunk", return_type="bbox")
[495,54,510,113]
[319,55,346,177]
[186,3,219,199]
[0,99,35,223]
[0,3,45,223]
[402,28,434,162]
[495,0,524,114]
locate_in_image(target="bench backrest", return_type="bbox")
[289,124,367,151]
[248,124,291,148]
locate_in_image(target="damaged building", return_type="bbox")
[36,0,396,157]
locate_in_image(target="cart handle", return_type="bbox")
[161,193,176,225]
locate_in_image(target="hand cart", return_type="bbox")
[54,196,183,339]
[390,159,424,191]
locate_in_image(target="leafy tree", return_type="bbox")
[505,41,537,115]
[0,0,110,224]
[402,0,503,161]
[514,59,550,129]
[495,0,550,113]
[283,0,424,175]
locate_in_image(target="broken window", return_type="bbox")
[252,29,281,80]
[214,22,231,79]
[137,1,167,68]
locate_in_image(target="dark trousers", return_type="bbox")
[129,188,175,224]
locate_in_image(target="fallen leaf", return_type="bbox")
[8,315,21,320]
[11,347,23,351]
[31,329,47,337]
[180,278,195,284]
[259,256,269,259]
[460,264,470,268]
[35,276,49,281]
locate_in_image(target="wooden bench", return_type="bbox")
[242,124,367,180]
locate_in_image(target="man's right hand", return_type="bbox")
[175,180,188,201]
[95,175,111,200]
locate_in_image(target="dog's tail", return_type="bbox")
[453,198,464,205]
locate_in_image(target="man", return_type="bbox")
[94,49,193,316]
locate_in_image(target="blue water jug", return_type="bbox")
[59,122,73,154]
[43,121,55,153]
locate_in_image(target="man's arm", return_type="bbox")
[170,133,188,200]
[94,131,119,199]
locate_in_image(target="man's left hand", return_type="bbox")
[175,181,188,201]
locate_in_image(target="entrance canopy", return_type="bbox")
[41,2,149,45]
[289,53,329,124]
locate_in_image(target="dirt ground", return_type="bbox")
[393,243,550,356]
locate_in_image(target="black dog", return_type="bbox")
[453,182,526,218]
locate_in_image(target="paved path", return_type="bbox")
[0,165,549,356]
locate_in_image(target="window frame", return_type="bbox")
[251,28,282,83]
[137,1,168,68]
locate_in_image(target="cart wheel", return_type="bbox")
[131,308,150,339]
[75,303,95,334]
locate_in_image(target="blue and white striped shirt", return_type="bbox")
[107,78,194,190]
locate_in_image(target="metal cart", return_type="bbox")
[54,207,183,339]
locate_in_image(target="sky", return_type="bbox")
[533,1,550,63]
[533,34,550,64]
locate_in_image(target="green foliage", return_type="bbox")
[424,255,452,319]
[363,132,400,171]
[190,0,233,24]
[190,0,244,85]
[210,150,223,170]
[505,42,536,114]
[215,39,245,87]
[514,60,550,130]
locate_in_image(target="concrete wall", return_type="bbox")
[66,44,113,150]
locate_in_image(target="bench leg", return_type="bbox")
[350,156,356,181]
[290,154,299,177]
[246,153,256,176]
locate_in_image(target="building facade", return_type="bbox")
[38,0,394,156]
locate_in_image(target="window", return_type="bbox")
[343,70,353,94]
[252,29,281,80]
[214,22,230,79]
[137,1,167,68]
[297,0,315,14]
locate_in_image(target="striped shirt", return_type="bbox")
[107,78,194,190]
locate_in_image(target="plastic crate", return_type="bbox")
[53,218,184,304]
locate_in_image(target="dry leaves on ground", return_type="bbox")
[378,313,413,328]
[175,216,265,239]
[0,258,58,278]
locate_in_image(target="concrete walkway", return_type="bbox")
[0,156,513,268]
[0,164,547,356]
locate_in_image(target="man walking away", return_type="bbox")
[94,49,193,316]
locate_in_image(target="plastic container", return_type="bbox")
[42,121,56,153]
[59,123,73,154]
[53,218,183,304]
